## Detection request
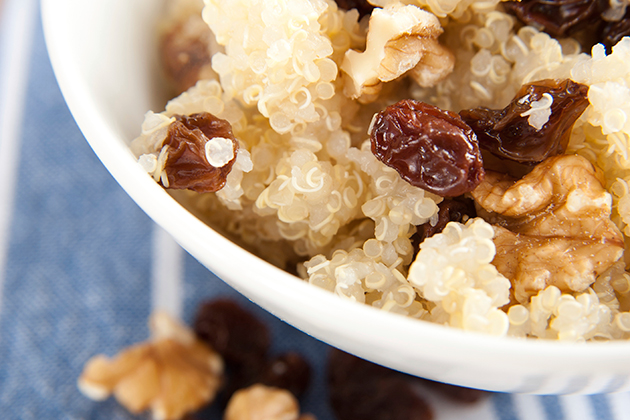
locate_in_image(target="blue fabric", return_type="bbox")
[492,394,520,420]
[590,395,615,420]
[0,5,153,420]
[0,2,626,420]
[540,396,564,420]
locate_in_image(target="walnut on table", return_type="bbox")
[78,312,224,420]
[224,384,316,420]
[471,154,625,303]
[340,3,454,103]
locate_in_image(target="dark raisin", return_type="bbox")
[502,0,602,38]
[370,99,485,197]
[502,0,630,50]
[419,379,489,403]
[328,349,394,388]
[163,112,238,193]
[194,299,271,407]
[328,350,490,418]
[412,197,477,251]
[600,11,630,51]
[160,18,213,94]
[334,0,375,18]
[328,350,433,420]
[332,377,433,420]
[219,351,311,407]
[193,299,270,367]
[459,79,589,164]
[219,362,265,408]
[259,352,311,398]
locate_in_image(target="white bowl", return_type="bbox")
[41,0,630,394]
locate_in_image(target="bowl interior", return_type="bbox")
[42,0,630,394]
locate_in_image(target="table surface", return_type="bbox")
[1,0,630,419]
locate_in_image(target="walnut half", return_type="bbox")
[340,3,454,103]
[472,154,625,303]
[78,312,223,420]
[224,384,316,420]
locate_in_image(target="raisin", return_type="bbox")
[328,349,394,389]
[220,352,311,407]
[502,0,630,49]
[193,299,315,407]
[160,19,213,94]
[419,379,489,403]
[259,352,312,399]
[219,363,265,408]
[334,0,375,18]
[600,10,630,51]
[335,377,433,420]
[370,99,485,197]
[459,79,588,164]
[194,299,272,407]
[163,112,238,193]
[412,197,477,251]
[193,299,270,367]
[328,350,490,418]
[328,350,433,420]
[502,0,602,38]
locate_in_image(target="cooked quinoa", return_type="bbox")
[132,0,630,341]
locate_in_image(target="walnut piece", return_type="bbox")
[224,384,315,420]
[471,154,625,303]
[78,312,223,420]
[341,3,454,103]
[407,37,456,88]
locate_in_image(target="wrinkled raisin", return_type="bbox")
[600,11,630,51]
[160,19,213,94]
[328,350,489,418]
[194,300,313,407]
[163,113,238,193]
[412,197,477,251]
[419,379,489,403]
[220,351,311,407]
[194,299,271,407]
[502,0,630,50]
[335,377,433,420]
[259,352,311,398]
[328,350,433,420]
[502,0,602,38]
[328,349,395,389]
[459,79,588,164]
[370,99,485,197]
[193,299,270,367]
[219,363,265,408]
[334,0,375,18]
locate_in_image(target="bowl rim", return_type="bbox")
[41,0,630,393]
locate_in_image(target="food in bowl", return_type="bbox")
[131,0,630,341]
